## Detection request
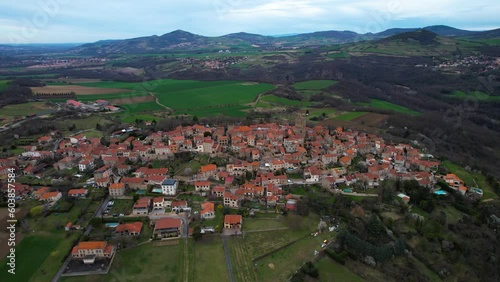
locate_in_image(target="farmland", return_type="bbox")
[359,99,421,115]
[292,80,338,90]
[154,82,274,111]
[31,85,130,95]
[74,79,274,117]
[315,257,364,282]
[0,235,61,282]
[0,102,55,125]
[191,237,230,282]
[257,95,309,108]
[448,90,500,102]
[0,79,10,91]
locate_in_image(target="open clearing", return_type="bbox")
[191,237,230,282]
[334,111,368,121]
[351,112,389,126]
[448,90,500,102]
[315,257,364,282]
[0,235,61,282]
[0,102,55,125]
[32,85,131,95]
[0,79,10,91]
[359,99,420,115]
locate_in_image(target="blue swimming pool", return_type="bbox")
[105,222,119,228]
[434,190,447,195]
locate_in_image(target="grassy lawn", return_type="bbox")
[108,199,134,215]
[192,237,230,282]
[118,101,166,114]
[244,218,288,231]
[315,257,364,282]
[254,231,332,281]
[0,102,55,125]
[187,105,251,117]
[292,80,338,90]
[359,99,420,115]
[30,233,81,282]
[442,160,498,200]
[61,241,184,282]
[334,111,368,121]
[0,235,61,282]
[27,199,93,233]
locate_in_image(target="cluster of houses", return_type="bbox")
[2,120,488,275]
[2,121,484,208]
[65,99,120,112]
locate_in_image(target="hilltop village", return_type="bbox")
[0,120,481,277]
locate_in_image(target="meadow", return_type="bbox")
[77,79,274,117]
[191,237,230,282]
[448,90,500,102]
[0,79,10,91]
[0,102,55,125]
[0,235,61,282]
[359,99,420,115]
[315,257,364,282]
[257,95,310,108]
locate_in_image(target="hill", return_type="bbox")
[67,25,498,55]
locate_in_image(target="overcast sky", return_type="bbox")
[1,0,499,43]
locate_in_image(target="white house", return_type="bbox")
[161,179,178,196]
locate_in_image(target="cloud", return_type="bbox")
[0,0,498,43]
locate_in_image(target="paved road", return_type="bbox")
[221,236,235,282]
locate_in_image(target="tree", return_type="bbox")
[30,205,43,217]
[193,226,203,241]
[193,115,199,122]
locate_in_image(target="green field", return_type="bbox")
[78,79,274,117]
[0,235,61,282]
[292,80,338,90]
[0,80,10,91]
[0,102,55,125]
[244,218,288,231]
[119,101,166,113]
[334,111,368,121]
[254,230,332,281]
[191,238,230,282]
[257,95,309,108]
[359,99,420,115]
[448,90,500,102]
[62,241,185,282]
[315,257,364,282]
[155,82,273,110]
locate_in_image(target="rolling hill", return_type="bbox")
[68,25,500,55]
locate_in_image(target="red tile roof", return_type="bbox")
[224,214,242,224]
[155,218,182,229]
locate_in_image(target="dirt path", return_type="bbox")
[150,92,173,112]
[221,236,235,282]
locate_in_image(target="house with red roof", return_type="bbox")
[40,191,62,203]
[115,222,143,236]
[212,185,225,197]
[154,218,182,238]
[68,188,88,198]
[224,214,242,229]
[200,202,215,219]
[194,181,211,192]
[223,192,239,208]
[109,183,125,198]
[132,197,151,215]
[199,164,217,179]
[71,241,115,263]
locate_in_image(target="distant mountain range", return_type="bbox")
[10,25,500,55]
